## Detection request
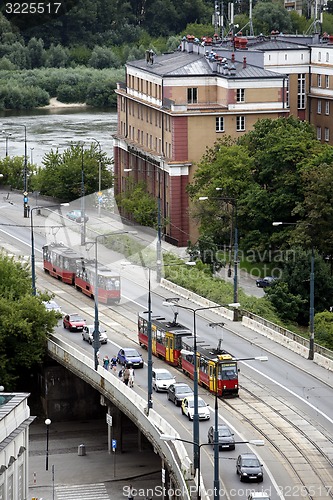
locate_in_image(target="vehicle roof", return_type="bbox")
[139,312,192,337]
[239,452,259,458]
[182,337,235,363]
[153,367,172,373]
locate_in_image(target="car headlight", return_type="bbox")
[242,472,248,476]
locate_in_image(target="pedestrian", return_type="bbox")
[118,367,124,379]
[123,366,130,386]
[103,355,110,370]
[111,355,118,373]
[128,484,134,500]
[128,366,135,388]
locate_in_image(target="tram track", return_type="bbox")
[222,375,333,500]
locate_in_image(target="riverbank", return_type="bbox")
[42,97,88,109]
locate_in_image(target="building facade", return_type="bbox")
[114,40,289,245]
[0,393,34,500]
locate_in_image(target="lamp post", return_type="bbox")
[31,203,69,296]
[199,192,239,308]
[272,221,315,360]
[7,124,28,216]
[160,434,264,500]
[90,138,102,217]
[30,147,34,165]
[2,131,11,156]
[45,418,51,471]
[163,299,240,473]
[80,144,86,245]
[147,267,153,413]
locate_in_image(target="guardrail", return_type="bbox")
[47,334,194,499]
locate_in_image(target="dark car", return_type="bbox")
[208,424,235,450]
[167,383,193,406]
[63,313,86,332]
[255,276,276,288]
[66,210,89,223]
[236,453,264,482]
[117,347,144,368]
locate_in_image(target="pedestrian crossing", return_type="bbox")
[56,483,110,499]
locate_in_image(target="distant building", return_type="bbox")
[0,392,34,500]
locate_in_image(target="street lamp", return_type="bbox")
[45,418,51,471]
[2,131,11,156]
[199,192,239,309]
[163,299,240,473]
[272,221,315,360]
[5,123,28,217]
[31,203,69,296]
[160,434,264,500]
[80,144,86,246]
[30,147,34,164]
[89,138,102,217]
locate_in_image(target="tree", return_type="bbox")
[0,253,58,390]
[252,1,293,34]
[35,143,113,201]
[27,37,45,68]
[0,156,35,190]
[314,311,333,350]
[116,179,157,227]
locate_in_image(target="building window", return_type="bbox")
[286,76,290,108]
[284,53,288,60]
[236,116,245,131]
[318,74,322,87]
[317,100,322,114]
[318,52,321,62]
[326,75,329,88]
[326,101,330,115]
[237,89,245,103]
[325,127,330,142]
[187,87,198,104]
[326,52,329,62]
[317,126,322,140]
[216,116,224,132]
[298,74,306,109]
[301,53,304,60]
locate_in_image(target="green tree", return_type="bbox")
[252,1,293,34]
[314,311,333,349]
[116,179,157,227]
[0,253,58,390]
[88,46,122,69]
[0,156,35,189]
[45,44,69,67]
[35,143,113,201]
[27,37,45,68]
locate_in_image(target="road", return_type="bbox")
[0,190,332,500]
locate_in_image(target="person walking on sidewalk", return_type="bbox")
[128,366,135,388]
[111,355,118,373]
[123,366,130,386]
[103,355,110,370]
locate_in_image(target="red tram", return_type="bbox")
[42,243,121,304]
[137,312,239,397]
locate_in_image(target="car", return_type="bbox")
[167,383,193,406]
[82,325,108,345]
[66,210,89,223]
[255,276,276,288]
[181,396,210,421]
[236,453,264,482]
[207,424,235,450]
[152,368,176,392]
[43,300,62,314]
[63,313,86,332]
[248,493,271,500]
[117,347,144,368]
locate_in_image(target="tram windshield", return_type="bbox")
[220,363,238,380]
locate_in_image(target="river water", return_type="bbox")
[0,107,117,166]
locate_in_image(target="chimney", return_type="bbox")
[243,57,247,68]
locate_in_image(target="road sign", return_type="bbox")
[23,191,28,196]
[112,439,117,452]
[106,414,112,426]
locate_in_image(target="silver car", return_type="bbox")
[82,325,108,345]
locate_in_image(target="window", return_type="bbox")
[236,116,245,131]
[216,116,224,132]
[318,74,322,87]
[326,75,329,88]
[317,100,322,114]
[298,74,306,109]
[326,101,330,115]
[318,52,321,62]
[326,52,329,62]
[317,126,322,140]
[325,127,330,142]
[237,89,245,103]
[286,77,290,108]
[187,87,198,104]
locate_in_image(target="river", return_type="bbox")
[0,106,117,166]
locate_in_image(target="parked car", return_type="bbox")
[63,313,86,332]
[248,493,270,500]
[207,424,235,450]
[43,300,62,314]
[255,276,276,288]
[152,368,176,392]
[167,383,193,406]
[82,325,108,345]
[66,210,89,223]
[236,453,264,482]
[181,396,210,421]
[117,347,144,368]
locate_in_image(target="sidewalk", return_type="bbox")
[29,419,162,500]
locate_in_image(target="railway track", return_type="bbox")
[223,375,333,500]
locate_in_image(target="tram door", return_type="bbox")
[208,362,217,393]
[165,333,174,364]
[152,325,157,355]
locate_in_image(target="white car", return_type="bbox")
[181,396,210,421]
[152,368,176,392]
[248,493,271,500]
[43,300,62,314]
[82,325,108,345]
